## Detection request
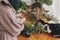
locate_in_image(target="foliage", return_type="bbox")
[34,22,44,33]
[29,13,36,20]
[21,22,34,37]
[19,1,27,9]
[20,21,45,37]
[9,0,27,11]
[35,0,53,5]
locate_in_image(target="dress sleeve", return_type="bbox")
[0,6,24,37]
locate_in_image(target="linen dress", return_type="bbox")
[0,0,24,40]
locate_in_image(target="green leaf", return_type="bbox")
[29,13,36,20]
[44,0,53,5]
[35,0,53,5]
[36,0,44,4]
[19,1,27,9]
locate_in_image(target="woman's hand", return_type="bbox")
[19,17,26,24]
[16,13,24,18]
[16,11,26,24]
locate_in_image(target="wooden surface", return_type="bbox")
[18,33,60,40]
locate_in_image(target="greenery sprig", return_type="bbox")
[35,0,53,5]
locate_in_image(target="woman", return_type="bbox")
[0,0,26,40]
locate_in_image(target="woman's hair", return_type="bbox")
[31,3,42,10]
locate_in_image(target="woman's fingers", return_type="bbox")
[16,13,24,18]
[19,17,26,24]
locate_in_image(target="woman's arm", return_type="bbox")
[0,6,24,37]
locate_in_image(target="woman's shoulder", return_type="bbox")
[0,3,12,15]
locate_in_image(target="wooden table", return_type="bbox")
[18,33,60,40]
